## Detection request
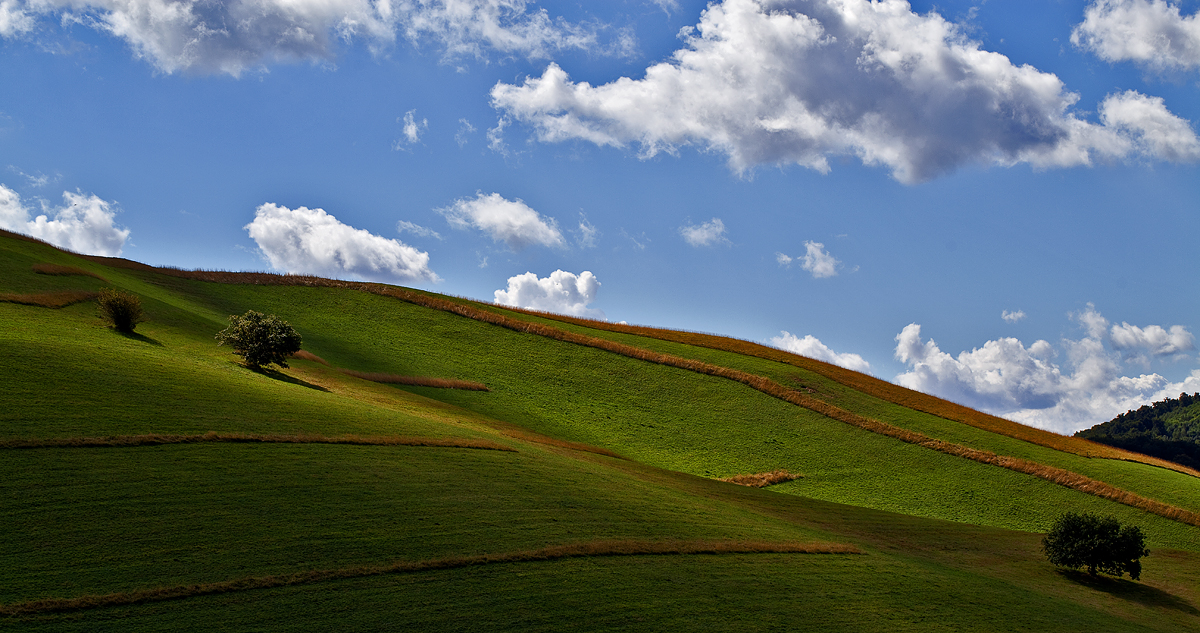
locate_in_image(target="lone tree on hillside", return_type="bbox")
[216,310,302,370]
[1043,511,1149,580]
[97,288,146,333]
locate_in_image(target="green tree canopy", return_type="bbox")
[1043,512,1149,580]
[215,310,302,370]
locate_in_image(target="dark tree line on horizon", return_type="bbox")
[1076,393,1200,469]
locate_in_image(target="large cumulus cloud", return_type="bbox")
[1073,0,1200,72]
[493,269,603,318]
[0,184,129,256]
[245,202,438,283]
[4,0,602,75]
[491,0,1200,183]
[894,305,1200,434]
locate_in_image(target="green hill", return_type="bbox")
[1077,393,1200,469]
[2,229,1198,631]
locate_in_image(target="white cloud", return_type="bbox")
[396,220,443,240]
[491,0,1200,183]
[0,184,129,256]
[0,0,33,38]
[455,118,476,147]
[893,307,1200,434]
[1073,0,1200,72]
[679,217,728,247]
[245,202,438,283]
[8,0,604,76]
[771,331,871,373]
[1110,322,1195,359]
[1002,309,1026,324]
[398,109,428,147]
[439,192,564,250]
[775,252,792,267]
[493,269,604,318]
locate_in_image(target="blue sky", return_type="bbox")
[2,0,1198,433]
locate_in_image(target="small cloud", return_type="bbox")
[245,203,438,283]
[1110,321,1195,361]
[494,269,604,319]
[771,331,871,373]
[7,166,55,188]
[576,212,599,248]
[0,184,129,256]
[455,118,476,147]
[395,110,428,149]
[438,192,564,250]
[679,217,728,247]
[396,220,443,240]
[777,242,840,277]
[775,252,793,267]
[1002,310,1026,324]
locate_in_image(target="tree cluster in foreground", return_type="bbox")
[1043,512,1149,580]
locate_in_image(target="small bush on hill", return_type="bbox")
[96,288,146,333]
[216,310,302,370]
[1043,512,1149,580]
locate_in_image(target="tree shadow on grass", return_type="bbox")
[1056,569,1200,615]
[256,367,329,392]
[114,329,163,346]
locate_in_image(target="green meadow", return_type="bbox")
[2,230,1198,631]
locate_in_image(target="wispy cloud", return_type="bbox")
[1002,310,1026,324]
[395,110,428,149]
[779,241,839,278]
[679,217,728,247]
[576,212,599,248]
[455,118,477,147]
[396,220,443,240]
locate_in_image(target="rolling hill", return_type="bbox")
[2,228,1198,631]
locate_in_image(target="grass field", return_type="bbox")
[2,230,1198,631]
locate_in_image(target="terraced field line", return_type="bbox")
[0,432,515,452]
[0,540,862,616]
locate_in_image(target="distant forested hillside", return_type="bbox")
[1077,393,1200,469]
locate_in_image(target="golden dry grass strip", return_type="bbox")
[339,369,489,391]
[66,259,1200,523]
[505,308,1200,477]
[290,349,329,365]
[31,263,106,280]
[0,290,97,308]
[720,470,804,488]
[0,432,515,452]
[0,539,861,617]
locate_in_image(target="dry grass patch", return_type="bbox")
[720,470,804,488]
[0,290,98,308]
[0,539,861,617]
[290,350,330,365]
[32,263,105,280]
[0,432,515,452]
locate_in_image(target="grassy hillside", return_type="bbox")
[2,230,1198,631]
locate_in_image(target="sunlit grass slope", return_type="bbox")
[2,230,1198,631]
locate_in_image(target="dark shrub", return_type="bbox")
[1043,511,1149,580]
[96,288,146,333]
[215,311,302,370]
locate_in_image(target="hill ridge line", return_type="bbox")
[72,260,1200,527]
[0,539,862,617]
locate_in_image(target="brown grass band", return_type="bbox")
[339,369,489,391]
[0,290,98,308]
[31,263,107,280]
[0,539,862,617]
[0,432,515,452]
[720,470,804,488]
[70,259,1200,526]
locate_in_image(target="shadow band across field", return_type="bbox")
[0,432,516,452]
[0,540,863,617]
